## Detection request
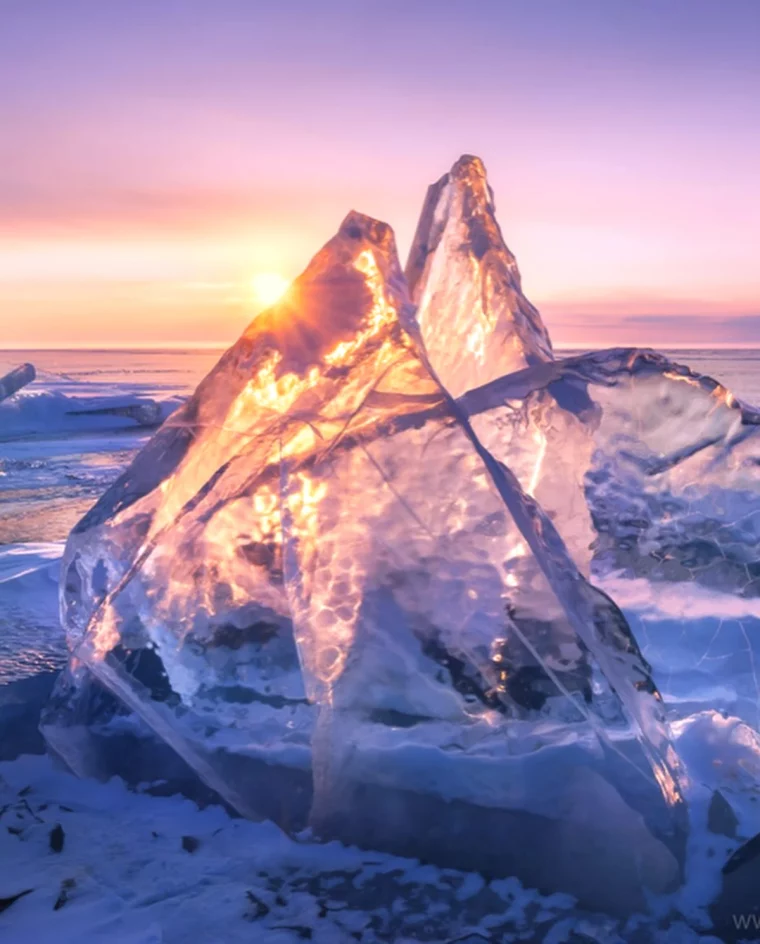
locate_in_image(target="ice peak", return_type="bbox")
[452,153,486,173]
[300,210,403,292]
[406,154,553,398]
[338,210,397,253]
[242,211,413,372]
[448,153,491,199]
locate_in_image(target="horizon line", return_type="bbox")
[3,341,760,352]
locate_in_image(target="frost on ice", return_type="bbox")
[44,155,760,915]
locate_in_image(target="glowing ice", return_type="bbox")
[45,209,685,914]
[406,155,553,396]
[410,156,596,571]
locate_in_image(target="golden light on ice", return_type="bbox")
[251,272,290,309]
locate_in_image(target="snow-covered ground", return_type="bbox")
[0,754,726,944]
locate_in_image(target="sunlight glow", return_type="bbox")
[250,272,291,310]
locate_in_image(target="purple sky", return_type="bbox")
[1,0,758,347]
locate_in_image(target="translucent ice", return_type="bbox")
[461,349,760,725]
[406,154,553,398]
[410,156,596,571]
[410,160,760,732]
[46,210,685,913]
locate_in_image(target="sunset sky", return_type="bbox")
[1,0,759,348]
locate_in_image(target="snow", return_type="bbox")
[0,728,740,943]
[0,754,585,944]
[1,526,749,937]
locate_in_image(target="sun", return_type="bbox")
[250,272,290,310]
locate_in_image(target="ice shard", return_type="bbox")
[46,211,686,913]
[406,154,553,397]
[0,362,35,403]
[410,156,596,571]
[461,348,760,726]
[408,157,760,731]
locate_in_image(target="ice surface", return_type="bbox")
[42,205,689,913]
[0,360,185,544]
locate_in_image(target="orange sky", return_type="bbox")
[1,1,758,348]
